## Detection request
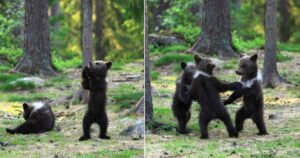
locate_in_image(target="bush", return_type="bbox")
[151,71,160,80]
[276,53,292,62]
[154,53,193,67]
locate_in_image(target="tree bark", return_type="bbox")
[145,0,153,124]
[263,0,287,88]
[94,0,105,60]
[51,0,60,30]
[278,0,291,42]
[15,0,56,77]
[81,0,93,67]
[189,0,237,59]
[152,0,170,32]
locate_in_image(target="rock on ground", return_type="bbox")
[120,119,144,140]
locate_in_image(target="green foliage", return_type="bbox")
[150,70,160,80]
[0,80,35,91]
[150,44,188,55]
[110,84,143,110]
[154,53,193,67]
[0,47,23,65]
[276,53,292,62]
[53,56,82,71]
[171,25,201,45]
[278,43,300,52]
[233,32,264,52]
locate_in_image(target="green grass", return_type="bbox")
[0,64,12,72]
[223,60,238,69]
[5,93,46,102]
[151,70,160,80]
[110,84,143,110]
[276,53,292,62]
[76,148,143,158]
[278,43,300,52]
[150,44,188,55]
[0,80,35,91]
[53,56,82,71]
[154,53,193,67]
[45,75,70,88]
[0,73,24,83]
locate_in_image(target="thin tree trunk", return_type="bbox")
[94,0,105,60]
[278,0,290,42]
[81,0,93,67]
[188,0,237,59]
[15,0,56,77]
[145,0,153,124]
[152,0,170,32]
[263,0,287,88]
[51,0,60,30]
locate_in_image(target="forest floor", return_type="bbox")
[0,60,144,158]
[146,48,300,158]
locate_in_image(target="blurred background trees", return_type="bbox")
[0,0,143,72]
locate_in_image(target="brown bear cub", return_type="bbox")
[6,102,55,134]
[172,62,197,134]
[224,54,268,135]
[79,61,112,141]
[191,55,242,139]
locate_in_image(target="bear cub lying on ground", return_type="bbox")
[6,102,55,134]
[224,54,268,135]
[79,61,112,141]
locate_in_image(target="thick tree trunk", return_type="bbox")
[81,0,93,67]
[94,0,105,60]
[145,0,153,124]
[15,0,56,77]
[278,0,290,42]
[263,0,287,88]
[51,0,60,30]
[189,0,237,59]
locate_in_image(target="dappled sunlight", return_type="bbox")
[0,102,22,116]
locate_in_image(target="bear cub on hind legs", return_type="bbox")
[172,62,197,134]
[79,61,112,141]
[224,54,268,135]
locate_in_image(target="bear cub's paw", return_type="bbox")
[6,128,15,134]
[99,135,111,139]
[176,128,191,135]
[257,132,269,136]
[79,135,91,141]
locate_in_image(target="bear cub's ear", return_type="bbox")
[181,62,187,69]
[106,61,112,69]
[250,54,258,62]
[194,55,202,64]
[23,103,29,111]
[207,63,216,69]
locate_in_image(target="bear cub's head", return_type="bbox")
[83,61,112,91]
[180,62,197,84]
[235,54,258,77]
[194,55,216,75]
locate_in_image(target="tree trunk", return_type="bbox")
[15,0,56,77]
[94,0,105,60]
[51,0,60,30]
[152,0,170,32]
[145,0,153,124]
[278,0,290,42]
[81,0,93,67]
[263,0,287,88]
[189,0,237,59]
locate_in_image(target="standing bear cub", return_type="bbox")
[172,62,197,134]
[6,102,55,134]
[224,54,268,135]
[79,61,112,141]
[191,55,242,139]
